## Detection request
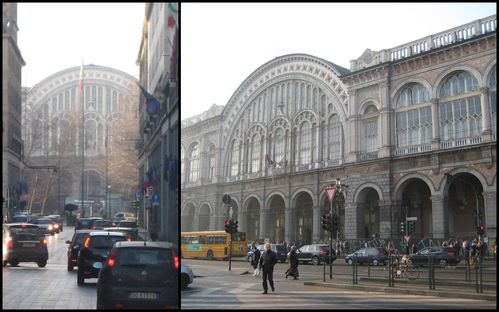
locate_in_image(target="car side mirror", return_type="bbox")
[65,240,71,244]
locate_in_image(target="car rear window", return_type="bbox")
[118,221,137,227]
[38,219,51,224]
[79,220,92,226]
[95,221,114,226]
[9,226,42,239]
[12,216,29,223]
[118,248,174,268]
[90,235,127,248]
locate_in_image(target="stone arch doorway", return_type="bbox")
[245,197,260,242]
[267,195,285,244]
[400,179,432,239]
[294,192,313,245]
[181,204,195,232]
[356,188,380,239]
[446,173,484,238]
[198,204,211,231]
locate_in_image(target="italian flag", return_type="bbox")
[79,60,84,93]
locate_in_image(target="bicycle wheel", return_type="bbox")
[405,265,420,280]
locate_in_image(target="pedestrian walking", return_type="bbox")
[258,243,277,294]
[285,246,299,280]
[251,245,261,277]
[411,243,417,254]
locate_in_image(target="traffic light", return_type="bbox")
[322,214,330,231]
[233,220,238,233]
[400,221,405,234]
[407,221,415,234]
[332,214,339,232]
[225,220,231,233]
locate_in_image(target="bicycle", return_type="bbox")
[385,255,420,280]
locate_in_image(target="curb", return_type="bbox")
[304,281,496,301]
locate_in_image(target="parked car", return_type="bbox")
[116,220,138,228]
[77,231,127,285]
[65,229,93,271]
[96,241,179,309]
[48,215,63,232]
[103,227,139,241]
[3,223,48,267]
[75,217,103,230]
[181,263,194,290]
[92,220,115,230]
[36,218,57,235]
[409,247,460,268]
[246,244,264,263]
[296,244,336,265]
[345,247,389,266]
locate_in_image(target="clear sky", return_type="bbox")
[17,3,144,88]
[181,2,496,121]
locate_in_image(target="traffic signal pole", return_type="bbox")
[329,200,333,279]
[229,233,233,271]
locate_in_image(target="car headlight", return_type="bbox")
[48,225,53,230]
[54,224,59,229]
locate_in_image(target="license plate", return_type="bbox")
[23,243,36,248]
[128,292,159,300]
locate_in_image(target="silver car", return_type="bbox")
[181,263,194,290]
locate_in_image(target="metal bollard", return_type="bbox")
[323,255,326,282]
[479,255,483,293]
[352,253,358,284]
[367,255,371,277]
[475,257,479,293]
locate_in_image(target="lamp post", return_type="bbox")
[446,173,481,241]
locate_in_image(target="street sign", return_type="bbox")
[325,187,337,203]
[406,217,418,221]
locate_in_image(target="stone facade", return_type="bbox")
[181,15,497,245]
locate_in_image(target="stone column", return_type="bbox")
[193,206,200,231]
[346,89,358,163]
[483,191,496,240]
[312,206,321,242]
[259,209,268,240]
[199,150,207,184]
[344,202,359,239]
[430,98,440,150]
[314,125,320,168]
[238,208,245,233]
[480,87,492,141]
[378,81,391,158]
[430,195,447,239]
[285,208,293,243]
[378,200,393,239]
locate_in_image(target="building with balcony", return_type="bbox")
[181,15,497,245]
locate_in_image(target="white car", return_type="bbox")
[181,263,194,290]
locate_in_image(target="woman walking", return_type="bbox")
[285,246,299,280]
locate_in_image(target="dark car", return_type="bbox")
[76,217,103,230]
[345,247,389,266]
[409,247,460,268]
[296,244,336,265]
[103,227,139,241]
[11,214,38,224]
[2,223,48,267]
[92,220,115,230]
[48,215,63,232]
[65,229,93,271]
[77,231,127,285]
[246,244,287,263]
[96,241,178,309]
[36,217,57,235]
[116,220,138,228]
[246,244,264,263]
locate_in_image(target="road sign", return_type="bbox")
[406,217,418,221]
[325,187,337,203]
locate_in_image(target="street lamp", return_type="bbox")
[445,173,481,240]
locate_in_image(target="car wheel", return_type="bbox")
[181,274,189,290]
[77,268,85,285]
[10,260,19,267]
[37,260,47,267]
[207,250,213,260]
[311,256,320,265]
[372,259,379,266]
[347,259,353,265]
[439,259,447,268]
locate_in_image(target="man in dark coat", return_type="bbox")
[285,245,299,280]
[251,245,261,276]
[258,243,277,294]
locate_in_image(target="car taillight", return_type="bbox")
[448,252,455,256]
[43,239,48,246]
[84,237,90,249]
[319,251,326,256]
[107,258,115,267]
[174,255,179,269]
[115,303,123,308]
[91,226,96,230]
[6,238,13,249]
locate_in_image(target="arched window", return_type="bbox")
[438,71,481,141]
[489,68,496,139]
[328,114,342,161]
[188,143,200,182]
[396,83,432,148]
[274,127,285,166]
[297,121,312,165]
[85,119,97,150]
[230,140,240,177]
[250,134,261,173]
[362,104,378,153]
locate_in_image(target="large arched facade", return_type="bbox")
[182,19,497,246]
[22,64,139,216]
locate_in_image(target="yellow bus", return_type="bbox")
[180,231,248,260]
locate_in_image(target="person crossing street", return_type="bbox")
[258,243,278,294]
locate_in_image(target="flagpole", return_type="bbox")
[105,127,109,219]
[81,60,85,217]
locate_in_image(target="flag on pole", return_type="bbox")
[169,27,178,82]
[79,60,84,93]
[138,84,160,116]
[167,3,178,29]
